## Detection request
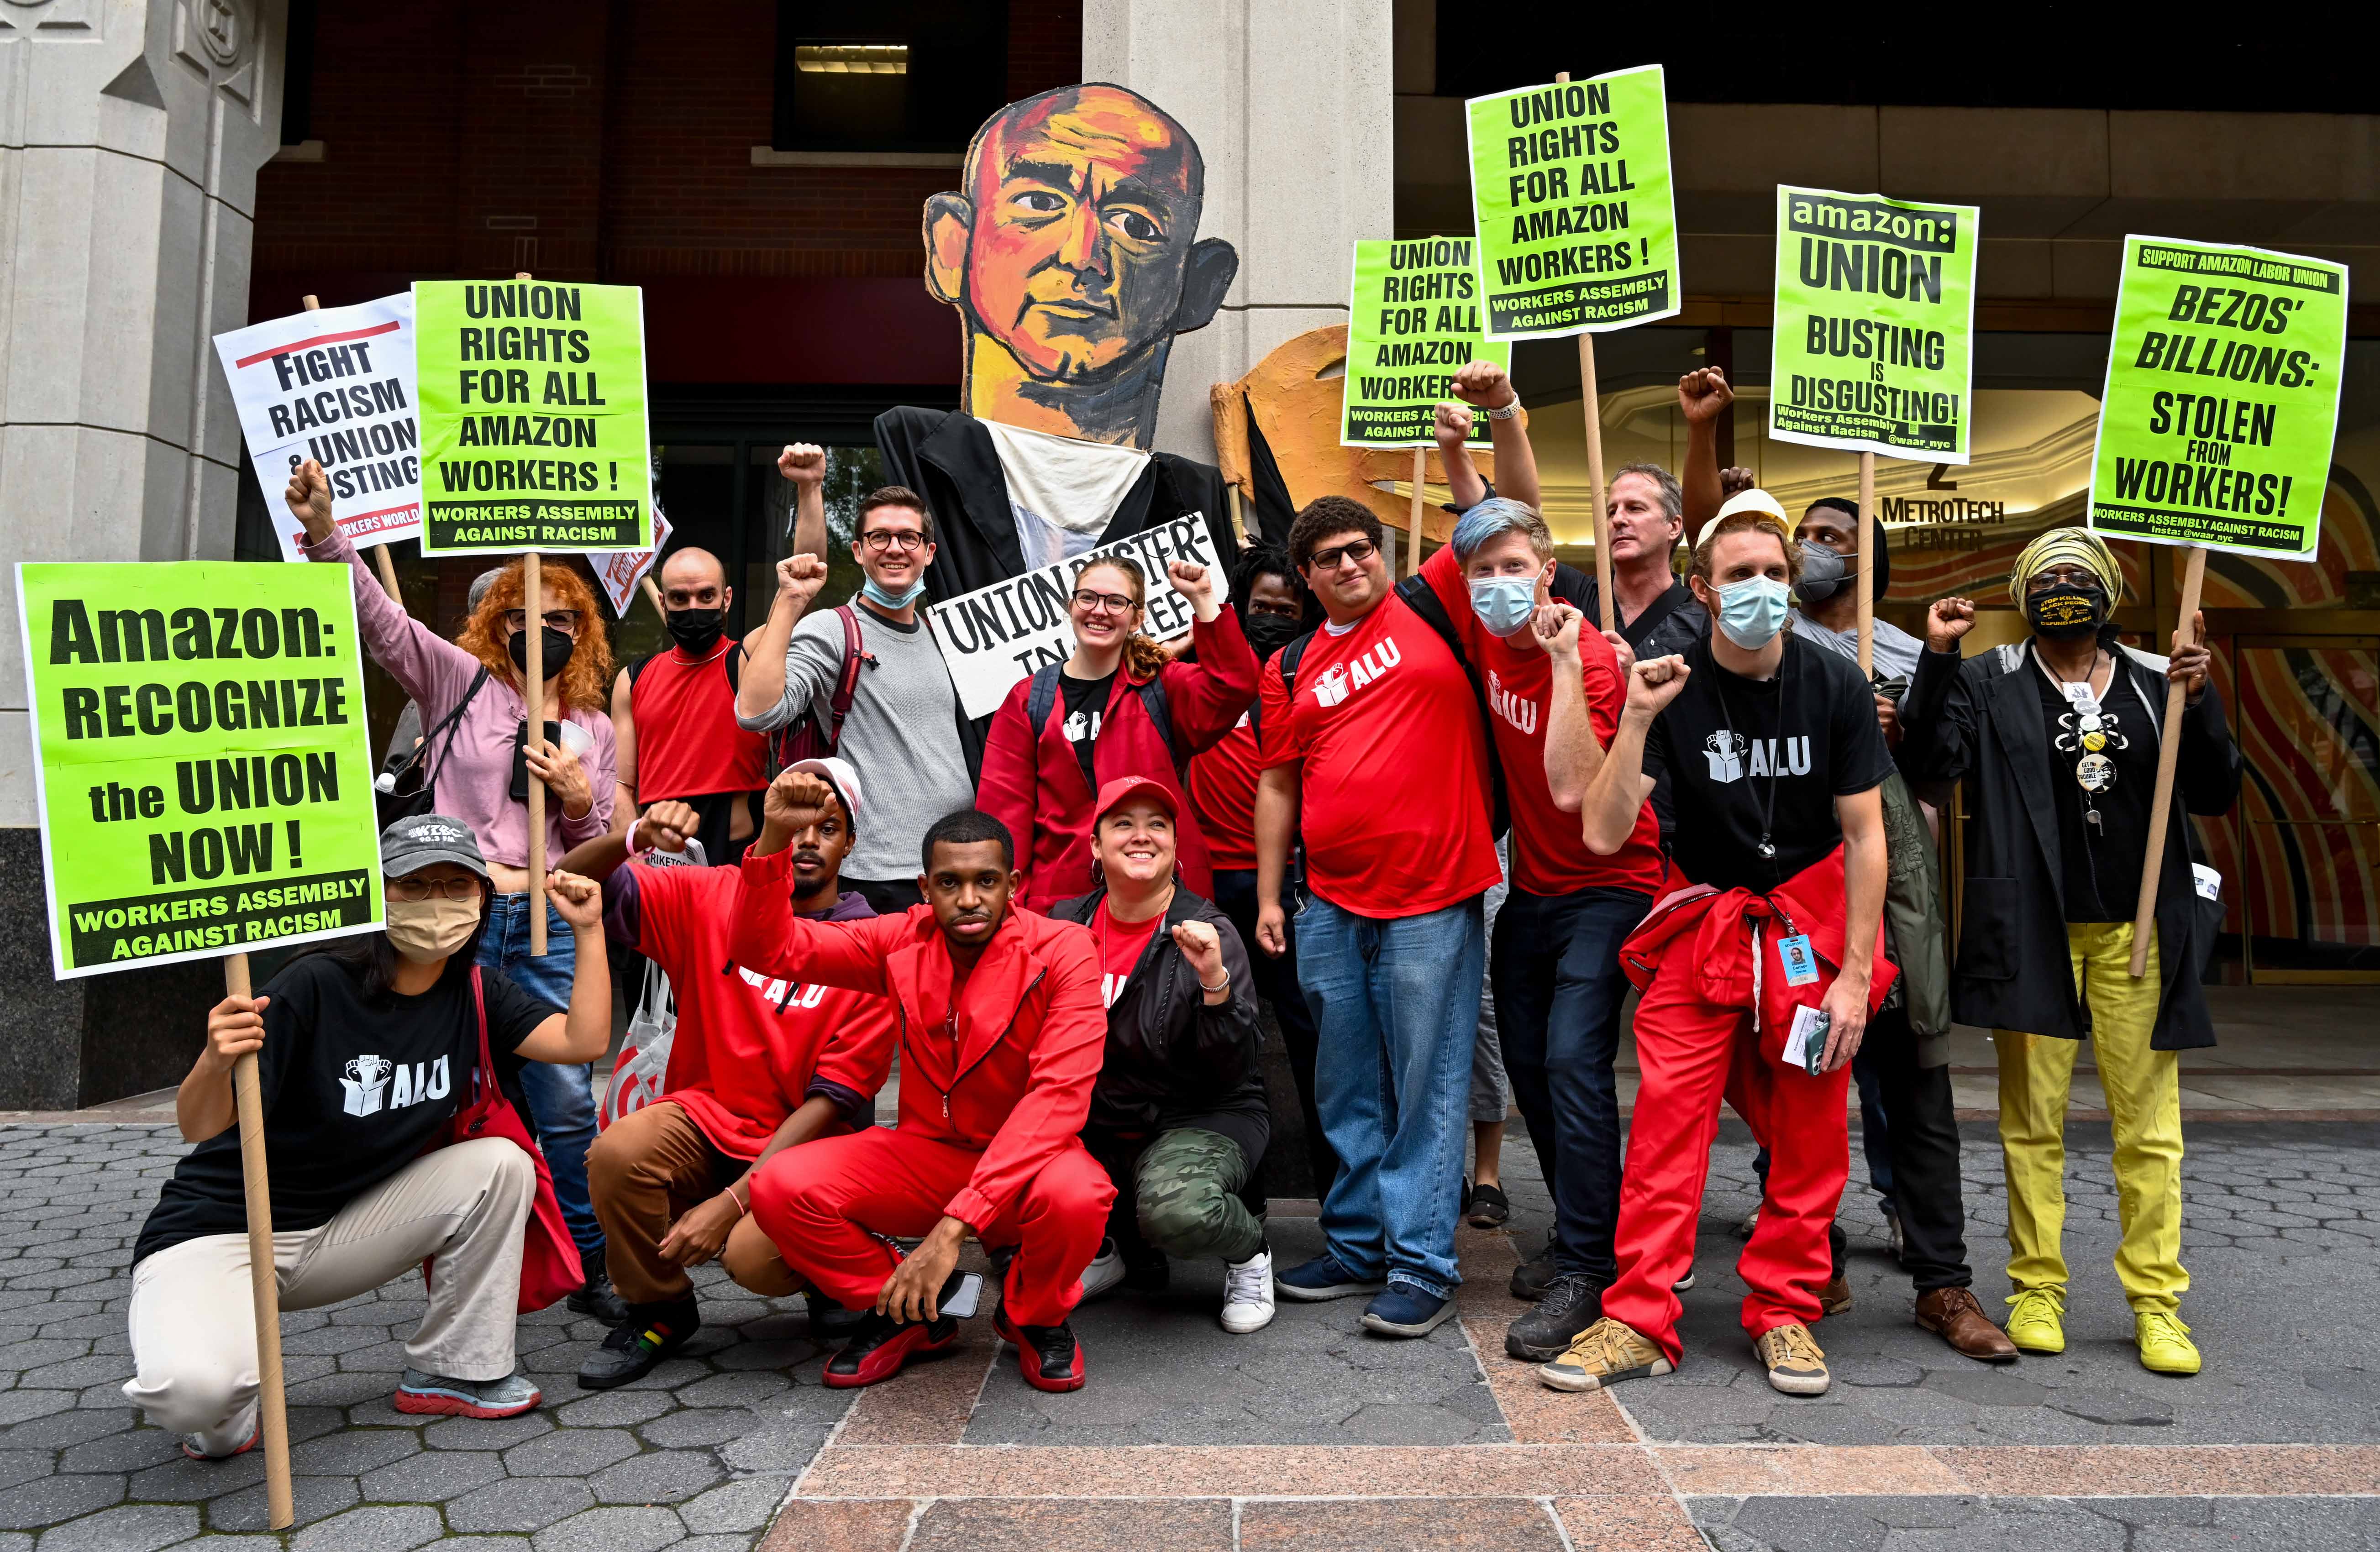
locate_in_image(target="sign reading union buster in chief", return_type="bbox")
[2088,236,2349,560]
[1464,64,1678,340]
[13,561,385,979]
[1767,186,1980,463]
[412,279,653,555]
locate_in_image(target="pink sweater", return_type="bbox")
[305,529,615,870]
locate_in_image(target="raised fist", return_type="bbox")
[1718,466,1757,498]
[1678,367,1733,425]
[1628,654,1693,716]
[1432,401,1475,457]
[763,769,838,839]
[1166,558,1214,611]
[1451,359,1516,409]
[775,551,829,607]
[284,458,335,542]
[635,800,701,855]
[1926,596,1977,653]
[1171,919,1225,986]
[1531,601,1582,660]
[777,442,826,488]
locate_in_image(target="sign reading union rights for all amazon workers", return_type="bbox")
[1465,64,1678,340]
[13,562,384,979]
[413,279,653,555]
[1341,237,1512,448]
[2089,236,2348,560]
[1768,187,1979,463]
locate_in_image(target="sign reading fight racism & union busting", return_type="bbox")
[927,518,1224,720]
[14,562,384,979]
[1465,64,1678,340]
[1341,238,1512,448]
[1767,187,1980,463]
[412,279,654,555]
[213,293,422,562]
[2088,237,2348,560]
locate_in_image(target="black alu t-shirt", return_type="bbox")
[2034,664,2158,923]
[1060,669,1115,791]
[1641,634,1897,893]
[134,953,550,1266]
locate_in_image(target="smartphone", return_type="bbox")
[1801,1009,1830,1075]
[940,1271,985,1320]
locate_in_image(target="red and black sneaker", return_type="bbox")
[994,1306,1086,1393]
[822,1311,958,1389]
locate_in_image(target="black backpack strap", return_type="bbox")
[1135,675,1184,770]
[724,641,743,696]
[1277,629,1315,695]
[400,663,489,792]
[1394,575,1510,841]
[1025,661,1064,734]
[1550,561,1594,611]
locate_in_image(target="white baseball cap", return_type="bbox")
[787,756,863,828]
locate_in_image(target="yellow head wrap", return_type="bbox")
[2008,527,2121,606]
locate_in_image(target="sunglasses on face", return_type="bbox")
[503,609,582,635]
[1307,539,1378,573]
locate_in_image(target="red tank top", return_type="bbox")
[630,642,770,801]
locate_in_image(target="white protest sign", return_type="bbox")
[926,515,1222,719]
[594,497,672,618]
[214,293,421,561]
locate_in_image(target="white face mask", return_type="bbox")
[384,896,481,964]
[1711,574,1792,650]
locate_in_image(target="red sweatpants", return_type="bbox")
[1600,933,1851,1363]
[747,1127,1114,1327]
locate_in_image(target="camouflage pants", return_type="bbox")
[1106,1127,1266,1265]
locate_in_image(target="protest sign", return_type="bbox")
[1341,237,1511,448]
[1465,64,1678,340]
[13,561,384,980]
[594,496,673,619]
[2088,236,2348,560]
[412,279,653,554]
[927,516,1223,719]
[1768,187,1980,464]
[214,293,421,561]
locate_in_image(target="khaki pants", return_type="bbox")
[1994,921,2187,1313]
[586,1100,804,1306]
[125,1137,533,1456]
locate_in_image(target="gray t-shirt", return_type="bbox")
[737,599,975,882]
[1790,610,1923,699]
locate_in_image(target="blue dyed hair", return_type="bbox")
[1450,498,1553,565]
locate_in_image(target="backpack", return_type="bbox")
[1024,662,1186,776]
[764,605,867,774]
[375,666,489,828]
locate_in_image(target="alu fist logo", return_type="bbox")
[340,1052,450,1117]
[1311,666,1352,708]
[1704,731,1747,783]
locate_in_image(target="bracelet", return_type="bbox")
[721,1189,747,1219]
[1485,396,1522,420]
[1199,973,1230,993]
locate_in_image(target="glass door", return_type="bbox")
[2232,637,2380,982]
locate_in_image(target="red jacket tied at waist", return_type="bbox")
[728,846,1108,1232]
[1619,846,1898,1033]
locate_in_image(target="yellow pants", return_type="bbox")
[1993,921,2187,1313]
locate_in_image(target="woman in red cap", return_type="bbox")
[977,555,1258,913]
[1049,775,1276,1334]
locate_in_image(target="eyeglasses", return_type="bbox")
[503,609,582,634]
[1306,539,1378,573]
[2026,565,2103,593]
[1071,588,1138,615]
[859,530,928,553]
[387,876,484,902]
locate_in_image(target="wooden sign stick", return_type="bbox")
[2128,543,2207,977]
[1856,451,1876,676]
[1407,446,1427,579]
[300,294,403,604]
[516,272,548,956]
[1553,73,1617,634]
[226,951,294,1529]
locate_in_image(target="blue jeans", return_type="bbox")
[1491,886,1652,1284]
[478,892,603,1260]
[1297,891,1485,1300]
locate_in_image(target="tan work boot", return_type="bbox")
[1755,1322,1831,1395]
[1537,1316,1673,1393]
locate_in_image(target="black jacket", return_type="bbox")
[1048,886,1267,1134]
[1566,574,1709,662]
[1899,639,2242,1049]
[874,406,1243,606]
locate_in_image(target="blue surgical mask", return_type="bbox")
[861,576,927,610]
[1469,577,1538,638]
[1713,575,1791,649]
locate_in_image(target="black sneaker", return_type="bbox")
[1509,1229,1559,1301]
[994,1306,1086,1392]
[1506,1274,1606,1361]
[567,1246,630,1326]
[806,1292,866,1343]
[577,1299,699,1390]
[822,1309,958,1389]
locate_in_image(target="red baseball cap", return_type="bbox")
[1092,775,1177,827]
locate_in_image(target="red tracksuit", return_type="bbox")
[732,848,1114,1326]
[1597,849,1896,1361]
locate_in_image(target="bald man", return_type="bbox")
[876,83,1243,606]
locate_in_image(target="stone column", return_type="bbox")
[0,0,286,1109]
[1083,0,1392,462]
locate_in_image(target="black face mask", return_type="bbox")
[508,625,576,680]
[2026,582,2107,641]
[665,607,725,655]
[1242,610,1305,664]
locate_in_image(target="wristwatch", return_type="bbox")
[1485,396,1522,420]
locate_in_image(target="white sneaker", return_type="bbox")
[1077,1238,1126,1304]
[1220,1246,1276,1334]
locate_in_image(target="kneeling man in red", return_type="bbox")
[732,769,1113,1393]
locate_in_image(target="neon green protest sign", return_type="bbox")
[1341,237,1512,448]
[1768,186,1979,463]
[413,279,653,554]
[2089,237,2348,559]
[14,562,384,979]
[1465,64,1678,339]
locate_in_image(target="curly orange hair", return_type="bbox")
[454,557,615,712]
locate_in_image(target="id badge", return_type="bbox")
[1776,933,1819,987]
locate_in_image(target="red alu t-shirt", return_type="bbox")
[1257,592,1503,918]
[1421,548,1665,899]
[1090,899,1166,1008]
[626,862,894,1158]
[1187,712,1261,870]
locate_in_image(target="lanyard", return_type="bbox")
[1711,666,1787,864]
